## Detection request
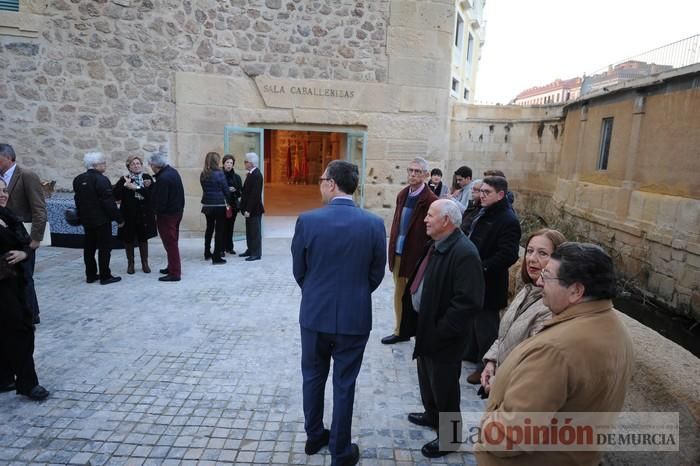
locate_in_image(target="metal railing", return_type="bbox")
[581,34,699,96]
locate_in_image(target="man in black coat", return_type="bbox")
[73,152,124,285]
[148,152,185,282]
[465,176,521,383]
[239,152,265,261]
[400,199,484,459]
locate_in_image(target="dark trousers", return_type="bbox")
[223,210,238,252]
[417,355,462,437]
[83,223,113,280]
[157,213,182,278]
[472,308,500,371]
[21,248,40,322]
[204,207,226,259]
[0,279,39,394]
[245,214,262,257]
[301,327,368,465]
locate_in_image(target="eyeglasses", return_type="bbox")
[319,177,332,184]
[539,269,565,283]
[407,168,424,175]
[479,188,495,195]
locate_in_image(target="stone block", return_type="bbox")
[175,72,264,108]
[389,1,453,31]
[674,198,700,235]
[679,267,700,290]
[398,86,447,113]
[387,26,451,61]
[387,56,451,89]
[176,104,232,134]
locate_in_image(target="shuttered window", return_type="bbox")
[0,1,20,12]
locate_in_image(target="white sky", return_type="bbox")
[474,0,700,104]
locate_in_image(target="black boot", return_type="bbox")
[125,243,135,274]
[138,241,151,273]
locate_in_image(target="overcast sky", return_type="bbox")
[474,0,700,104]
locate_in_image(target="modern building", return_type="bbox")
[450,0,486,103]
[512,77,582,106]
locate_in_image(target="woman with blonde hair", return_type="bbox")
[113,155,156,274]
[478,228,566,396]
[200,152,229,264]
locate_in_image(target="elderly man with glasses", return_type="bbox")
[382,157,438,345]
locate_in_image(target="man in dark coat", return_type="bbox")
[239,152,264,261]
[465,176,521,383]
[383,157,437,345]
[400,199,484,458]
[292,160,386,466]
[73,152,124,285]
[148,152,185,282]
[0,143,47,323]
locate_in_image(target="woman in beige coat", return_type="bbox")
[479,228,566,396]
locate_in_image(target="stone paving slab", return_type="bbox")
[0,237,484,465]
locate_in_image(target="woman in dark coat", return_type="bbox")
[0,178,49,400]
[113,155,157,274]
[222,154,242,254]
[200,152,229,264]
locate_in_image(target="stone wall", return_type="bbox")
[0,0,391,186]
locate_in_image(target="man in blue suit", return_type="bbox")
[292,160,387,466]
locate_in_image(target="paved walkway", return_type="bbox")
[0,236,485,465]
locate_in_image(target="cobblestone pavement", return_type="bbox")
[0,236,485,465]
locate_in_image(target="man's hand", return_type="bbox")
[30,240,41,250]
[481,360,496,393]
[4,250,27,265]
[118,222,125,228]
[244,211,250,218]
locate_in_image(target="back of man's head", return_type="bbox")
[483,169,506,178]
[551,242,617,300]
[0,143,16,162]
[326,160,359,195]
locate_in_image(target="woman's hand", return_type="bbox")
[4,250,27,265]
[480,360,496,393]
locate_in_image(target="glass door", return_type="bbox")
[345,132,367,208]
[224,126,264,239]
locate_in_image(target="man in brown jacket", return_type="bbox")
[382,157,437,345]
[474,243,634,466]
[0,143,47,324]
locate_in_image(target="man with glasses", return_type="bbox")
[382,157,438,345]
[475,243,634,466]
[292,160,386,466]
[465,176,521,384]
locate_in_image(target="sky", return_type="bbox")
[474,0,700,104]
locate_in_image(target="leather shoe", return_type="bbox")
[339,443,360,466]
[305,428,329,455]
[226,249,236,255]
[467,370,481,385]
[100,276,121,285]
[239,250,250,257]
[86,276,98,283]
[381,334,410,344]
[407,412,437,429]
[421,437,449,458]
[159,268,169,274]
[245,256,261,261]
[158,275,181,282]
[20,385,50,401]
[0,382,16,393]
[212,258,227,264]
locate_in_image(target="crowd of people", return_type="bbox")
[1,143,634,465]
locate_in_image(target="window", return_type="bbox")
[466,33,474,65]
[454,14,464,49]
[463,88,470,101]
[451,77,460,93]
[597,118,614,170]
[0,1,19,12]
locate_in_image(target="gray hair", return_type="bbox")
[83,151,106,170]
[436,199,465,227]
[148,151,169,168]
[409,157,429,173]
[245,152,259,166]
[472,178,483,187]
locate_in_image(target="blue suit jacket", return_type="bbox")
[292,197,387,335]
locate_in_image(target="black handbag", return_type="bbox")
[64,207,81,226]
[0,254,17,281]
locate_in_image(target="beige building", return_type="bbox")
[512,77,582,106]
[450,0,486,103]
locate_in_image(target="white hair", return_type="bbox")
[148,151,169,168]
[245,152,259,166]
[438,199,465,227]
[410,157,429,172]
[84,152,106,170]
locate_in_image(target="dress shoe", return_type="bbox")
[212,258,227,264]
[86,276,98,283]
[338,443,360,466]
[245,256,261,261]
[407,412,437,429]
[32,314,41,324]
[239,250,250,257]
[204,251,212,260]
[381,334,410,345]
[100,276,122,285]
[0,382,16,393]
[159,275,181,282]
[305,428,329,455]
[421,437,449,458]
[20,385,50,401]
[226,249,236,255]
[466,370,481,385]
[159,268,169,274]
